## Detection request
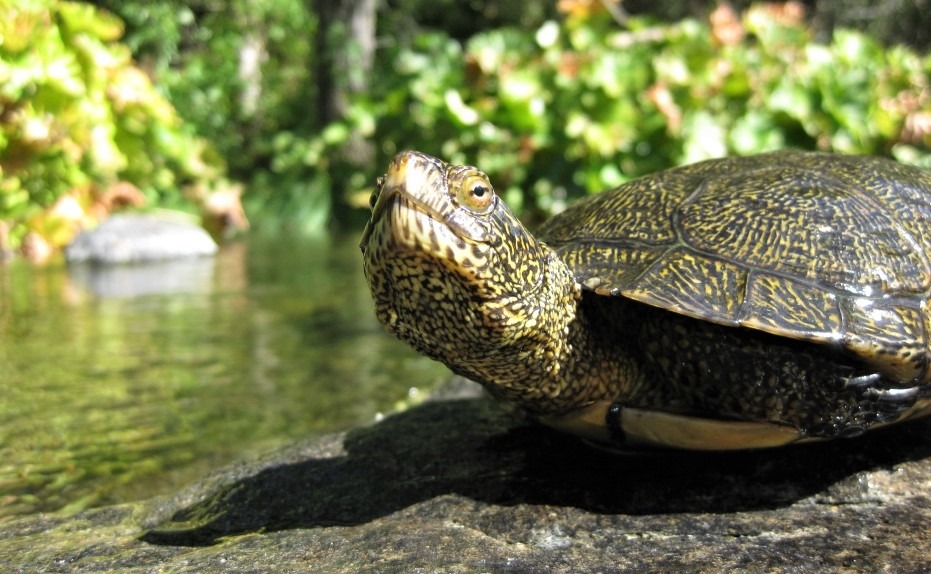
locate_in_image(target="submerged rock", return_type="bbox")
[1,381,929,572]
[65,213,217,265]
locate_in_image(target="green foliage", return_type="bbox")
[90,0,319,229]
[334,4,930,216]
[5,1,929,239]
[0,0,224,250]
[155,0,315,176]
[381,0,556,42]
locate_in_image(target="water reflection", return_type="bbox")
[0,234,448,521]
[67,257,217,299]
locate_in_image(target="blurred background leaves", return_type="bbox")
[1,0,929,254]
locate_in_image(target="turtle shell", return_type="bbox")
[538,151,931,384]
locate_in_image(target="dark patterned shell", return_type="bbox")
[538,152,931,383]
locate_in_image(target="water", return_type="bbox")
[0,233,449,521]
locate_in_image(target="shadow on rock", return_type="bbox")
[141,398,931,547]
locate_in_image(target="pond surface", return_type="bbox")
[0,233,448,521]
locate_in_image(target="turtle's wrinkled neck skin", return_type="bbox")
[361,151,633,415]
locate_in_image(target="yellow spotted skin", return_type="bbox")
[361,152,633,411]
[361,151,931,448]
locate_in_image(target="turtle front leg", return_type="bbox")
[836,372,923,436]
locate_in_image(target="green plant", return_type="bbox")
[337,2,930,218]
[0,0,224,251]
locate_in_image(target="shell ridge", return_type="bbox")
[620,243,931,343]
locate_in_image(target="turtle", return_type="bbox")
[360,150,931,450]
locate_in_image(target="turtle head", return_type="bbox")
[361,150,547,302]
[361,151,583,409]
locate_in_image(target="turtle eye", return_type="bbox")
[458,174,496,214]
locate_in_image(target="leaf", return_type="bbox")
[729,111,784,154]
[57,1,124,42]
[681,110,727,163]
[444,89,480,126]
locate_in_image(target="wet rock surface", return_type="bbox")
[2,381,929,572]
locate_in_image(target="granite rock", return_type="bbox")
[1,382,929,573]
[65,213,217,265]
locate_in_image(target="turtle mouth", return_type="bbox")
[362,189,480,271]
[360,180,439,253]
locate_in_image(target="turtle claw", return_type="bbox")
[861,386,921,422]
[843,373,883,389]
[843,373,920,420]
[866,386,920,402]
